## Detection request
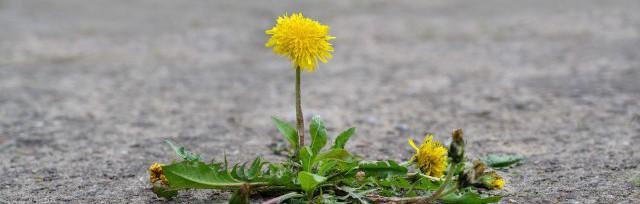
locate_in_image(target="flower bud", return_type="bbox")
[472,160,487,178]
[477,171,505,190]
[448,129,465,163]
[458,161,475,188]
[356,171,366,182]
[458,160,505,190]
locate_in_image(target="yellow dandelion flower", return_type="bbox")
[478,171,505,190]
[409,134,449,177]
[149,162,168,185]
[265,13,335,72]
[492,177,505,189]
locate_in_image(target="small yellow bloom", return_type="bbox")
[492,177,505,189]
[409,134,448,177]
[265,13,334,72]
[478,171,504,190]
[149,162,168,185]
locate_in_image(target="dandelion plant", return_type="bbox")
[148,13,508,204]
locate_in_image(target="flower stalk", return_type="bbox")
[428,163,458,202]
[295,66,305,152]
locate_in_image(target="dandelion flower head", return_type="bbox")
[409,134,449,177]
[265,13,334,72]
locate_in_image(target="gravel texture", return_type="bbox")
[1,0,640,203]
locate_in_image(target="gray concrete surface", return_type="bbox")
[1,0,640,203]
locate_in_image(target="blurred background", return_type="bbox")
[1,0,639,203]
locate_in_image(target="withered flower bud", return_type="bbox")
[448,129,465,163]
[149,162,168,185]
[458,160,505,190]
[458,161,475,188]
[472,160,487,178]
[356,171,366,182]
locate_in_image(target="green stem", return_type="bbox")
[295,66,305,150]
[428,163,456,203]
[307,191,313,203]
[407,173,443,182]
[261,192,303,204]
[404,180,419,197]
[434,182,458,201]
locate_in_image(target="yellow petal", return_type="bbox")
[423,134,434,144]
[408,138,419,151]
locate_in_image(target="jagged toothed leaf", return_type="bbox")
[224,153,229,169]
[337,186,376,204]
[377,176,412,189]
[266,163,296,187]
[227,157,269,181]
[321,194,350,204]
[247,157,267,179]
[230,164,241,180]
[440,190,502,204]
[272,117,298,151]
[236,162,248,180]
[309,115,328,155]
[165,140,202,161]
[378,176,440,191]
[357,160,408,178]
[163,161,268,190]
[332,127,355,149]
[298,171,327,193]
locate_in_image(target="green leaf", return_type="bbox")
[162,161,267,190]
[482,154,524,168]
[298,171,327,193]
[230,163,241,180]
[299,147,314,172]
[319,194,349,204]
[333,128,355,149]
[247,157,266,179]
[151,185,178,199]
[337,186,376,204]
[235,163,248,180]
[357,160,408,178]
[309,115,328,154]
[377,176,439,190]
[272,117,299,151]
[266,163,297,187]
[314,149,352,164]
[317,160,338,176]
[440,191,502,204]
[224,152,229,169]
[165,140,202,161]
[265,192,304,204]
